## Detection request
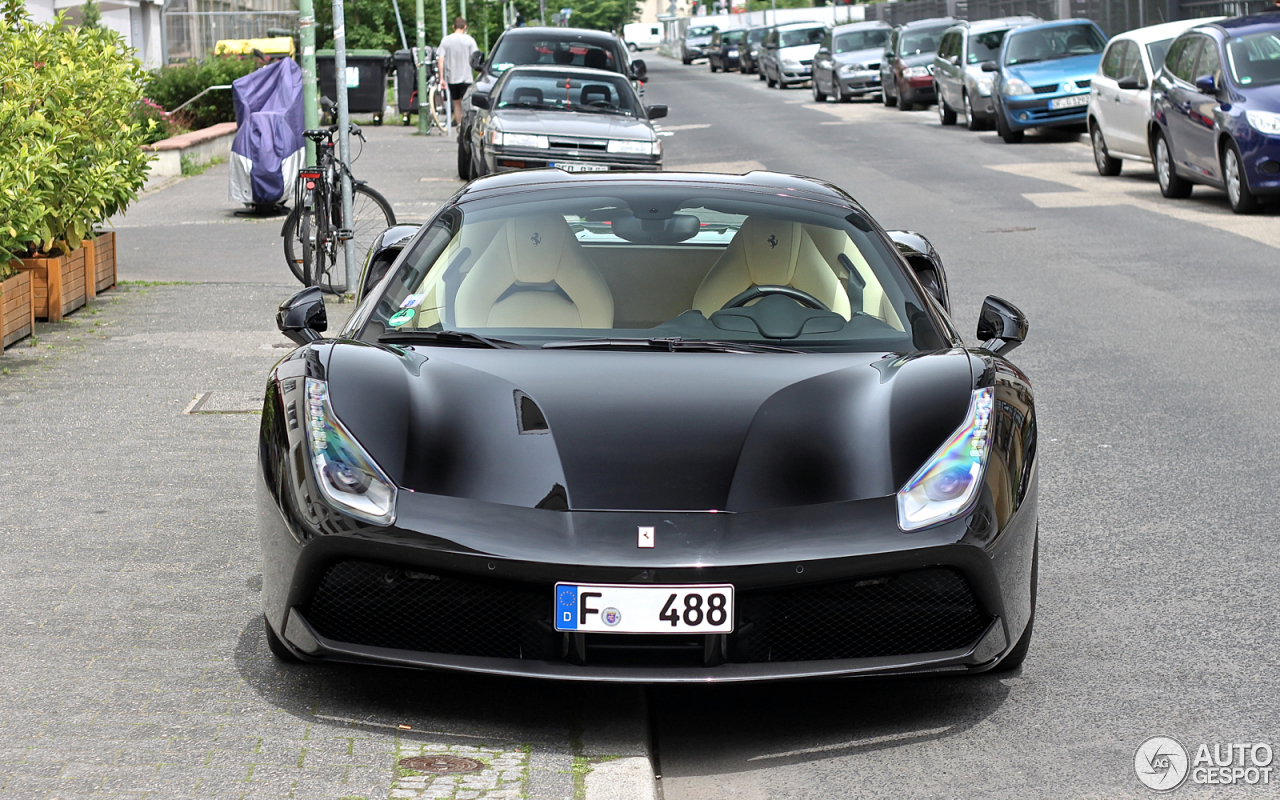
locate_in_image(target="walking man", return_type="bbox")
[437,17,479,129]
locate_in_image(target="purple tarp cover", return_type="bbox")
[229,58,305,206]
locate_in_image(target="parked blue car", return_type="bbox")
[984,19,1108,143]
[1150,15,1280,213]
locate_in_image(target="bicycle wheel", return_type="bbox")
[322,184,396,294]
[429,81,449,132]
[282,205,316,287]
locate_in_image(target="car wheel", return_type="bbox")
[628,42,638,52]
[1223,140,1260,214]
[710,59,718,73]
[897,83,912,110]
[264,616,302,663]
[1090,123,1122,177]
[991,533,1037,673]
[833,81,845,103]
[1154,130,1192,198]
[767,70,777,88]
[682,56,692,66]
[996,111,1024,144]
[938,89,957,125]
[457,140,471,180]
[964,93,983,131]
[758,65,766,81]
[812,77,827,102]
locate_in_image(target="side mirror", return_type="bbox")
[470,93,490,110]
[277,287,328,346]
[976,295,1028,355]
[646,104,668,119]
[886,230,949,313]
[631,58,647,80]
[949,54,960,65]
[1194,74,1217,94]
[470,50,485,71]
[1116,75,1143,90]
[980,61,999,72]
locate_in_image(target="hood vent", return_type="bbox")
[515,391,550,434]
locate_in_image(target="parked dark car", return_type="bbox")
[739,25,771,75]
[881,17,956,109]
[457,27,643,179]
[759,21,827,89]
[261,169,1039,682]
[709,28,747,72]
[986,19,1107,143]
[682,23,720,64]
[933,17,1040,129]
[1150,15,1280,213]
[466,65,664,178]
[811,20,892,102]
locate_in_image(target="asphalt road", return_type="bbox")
[639,55,1280,799]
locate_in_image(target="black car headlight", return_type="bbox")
[304,378,397,525]
[897,387,994,531]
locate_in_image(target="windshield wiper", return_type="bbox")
[379,329,526,349]
[541,337,802,354]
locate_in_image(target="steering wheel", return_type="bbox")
[722,284,829,311]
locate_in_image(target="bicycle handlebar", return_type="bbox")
[303,124,365,143]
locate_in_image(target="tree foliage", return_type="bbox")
[0,8,151,259]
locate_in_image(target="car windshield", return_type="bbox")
[688,26,717,37]
[969,29,1013,64]
[1146,37,1175,72]
[781,27,825,47]
[1004,24,1106,65]
[835,29,889,53]
[489,38,618,75]
[722,30,746,44]
[1226,30,1280,88]
[747,28,767,44]
[898,26,949,56]
[361,187,939,354]
[495,71,638,115]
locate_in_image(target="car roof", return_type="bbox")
[1213,13,1280,36]
[1008,17,1101,32]
[832,20,891,32]
[951,16,1041,33]
[500,27,621,46]
[774,20,827,30]
[457,169,864,212]
[898,17,956,30]
[1108,16,1226,44]
[501,64,632,78]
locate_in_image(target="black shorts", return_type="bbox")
[447,82,471,99]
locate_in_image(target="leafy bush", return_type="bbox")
[132,98,189,145]
[0,5,152,259]
[144,55,264,131]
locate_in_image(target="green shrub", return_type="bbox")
[144,55,264,131]
[0,6,152,260]
[132,97,189,145]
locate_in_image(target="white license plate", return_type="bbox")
[555,583,734,634]
[551,162,609,173]
[1049,94,1089,110]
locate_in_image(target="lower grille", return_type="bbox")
[1033,84,1059,94]
[740,568,989,663]
[306,561,555,659]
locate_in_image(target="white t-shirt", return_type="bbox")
[438,31,479,85]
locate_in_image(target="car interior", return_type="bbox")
[1228,31,1280,86]
[496,73,635,113]
[372,198,921,349]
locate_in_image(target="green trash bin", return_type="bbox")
[316,49,392,124]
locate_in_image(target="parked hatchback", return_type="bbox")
[934,17,1040,129]
[811,21,892,102]
[881,17,956,109]
[709,28,747,72]
[1087,17,1223,176]
[987,19,1108,143]
[739,26,770,75]
[1150,15,1280,213]
[760,22,828,89]
[682,24,720,65]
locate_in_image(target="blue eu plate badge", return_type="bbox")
[556,585,579,630]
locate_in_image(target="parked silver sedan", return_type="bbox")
[933,17,1040,130]
[811,21,892,102]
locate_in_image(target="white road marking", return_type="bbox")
[657,123,712,132]
[668,159,768,173]
[988,161,1280,250]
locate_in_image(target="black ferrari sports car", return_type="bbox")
[259,168,1038,682]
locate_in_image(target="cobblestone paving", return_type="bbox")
[0,283,641,800]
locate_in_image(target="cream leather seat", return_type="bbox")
[455,213,614,329]
[692,217,852,320]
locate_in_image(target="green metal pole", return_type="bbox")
[416,0,429,133]
[299,0,318,164]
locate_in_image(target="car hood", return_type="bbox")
[687,36,714,46]
[325,344,975,513]
[1236,81,1280,110]
[897,52,937,68]
[835,48,884,66]
[1005,53,1103,86]
[779,43,821,61]
[493,109,655,141]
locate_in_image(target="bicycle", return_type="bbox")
[282,123,396,293]
[423,67,450,133]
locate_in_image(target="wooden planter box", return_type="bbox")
[83,231,117,296]
[2,269,35,349]
[17,247,87,322]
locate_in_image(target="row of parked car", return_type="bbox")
[682,12,1280,213]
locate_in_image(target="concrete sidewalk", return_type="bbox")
[0,127,655,800]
